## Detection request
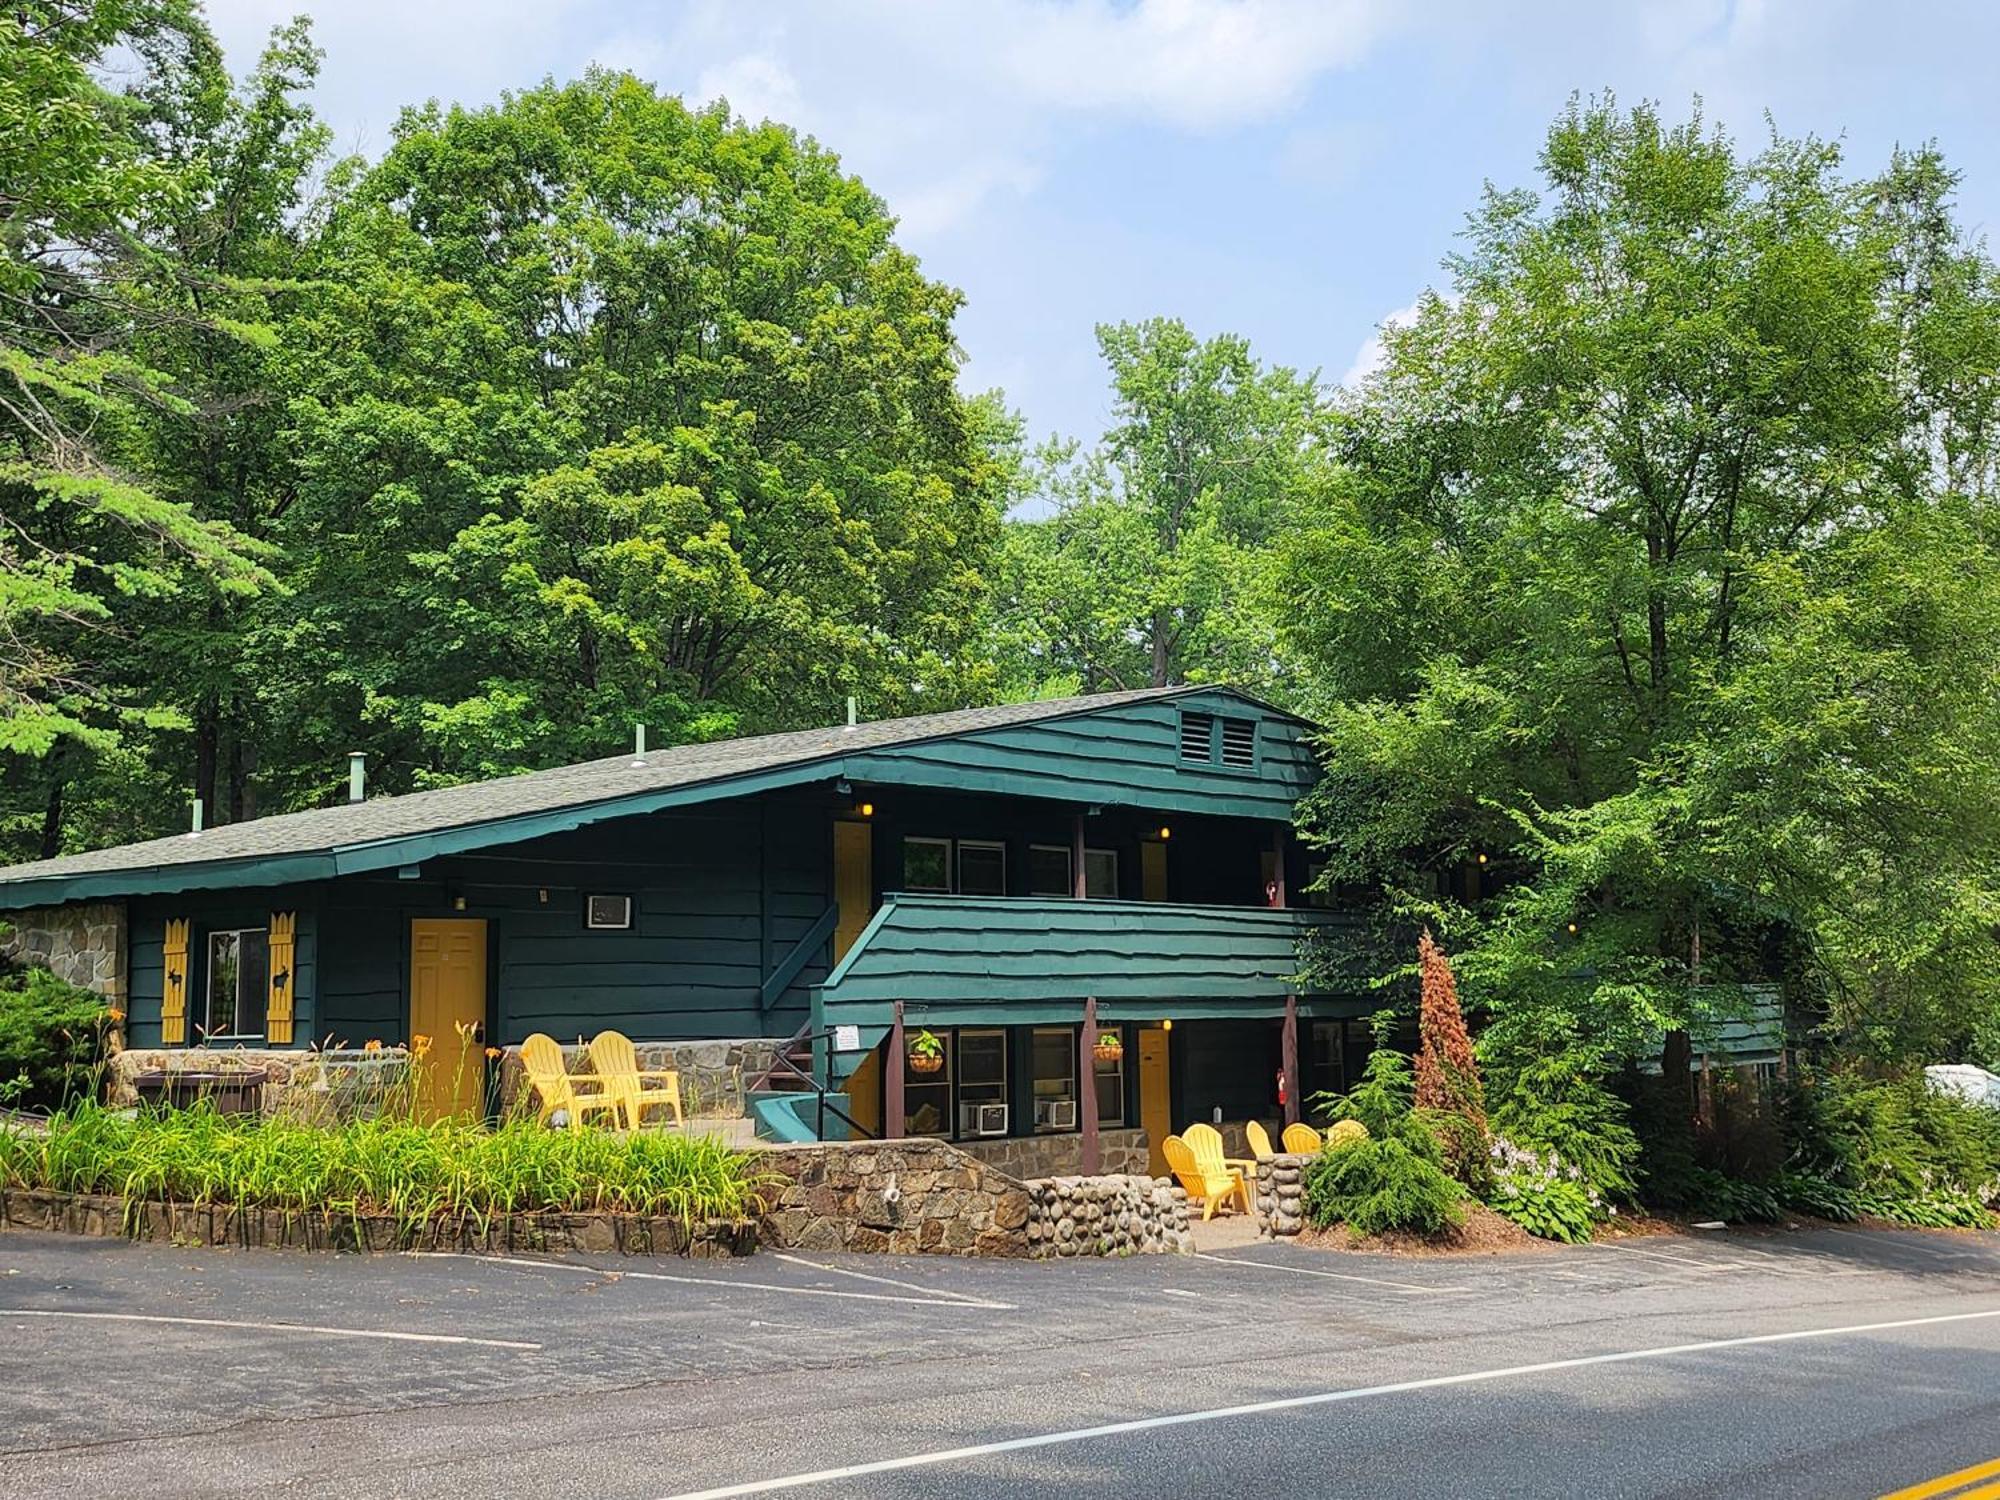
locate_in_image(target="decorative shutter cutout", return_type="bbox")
[1220,717,1257,768]
[161,918,191,1045]
[267,911,297,1044]
[1178,713,1214,762]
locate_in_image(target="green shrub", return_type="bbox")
[0,1101,770,1230]
[1304,1011,1464,1238]
[0,966,112,1111]
[1484,1033,1641,1206]
[1485,1137,1607,1243]
[1784,1067,2000,1215]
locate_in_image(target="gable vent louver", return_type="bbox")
[1220,717,1257,768]
[1179,712,1214,762]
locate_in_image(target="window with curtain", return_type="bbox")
[205,928,269,1039]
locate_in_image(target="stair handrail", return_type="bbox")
[748,1020,877,1141]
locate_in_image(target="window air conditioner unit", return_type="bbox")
[962,1103,1009,1137]
[1035,1099,1078,1130]
[586,894,632,929]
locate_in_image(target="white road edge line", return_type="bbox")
[0,1308,539,1350]
[1193,1252,1460,1294]
[407,1252,1015,1310]
[769,1253,1016,1310]
[655,1304,2000,1500]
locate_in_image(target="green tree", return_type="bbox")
[996,318,1329,693]
[0,2,266,769]
[1276,98,2000,1069]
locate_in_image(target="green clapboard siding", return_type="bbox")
[129,892,318,1049]
[816,894,1366,1030]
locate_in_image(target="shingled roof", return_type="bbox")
[0,687,1226,903]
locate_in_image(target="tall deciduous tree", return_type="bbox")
[996,318,1329,694]
[1278,98,2000,1065]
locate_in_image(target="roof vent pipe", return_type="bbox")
[845,695,858,731]
[348,752,366,804]
[189,798,204,837]
[631,723,647,767]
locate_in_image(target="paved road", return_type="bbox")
[2,1223,1997,1498]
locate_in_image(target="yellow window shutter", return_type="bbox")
[266,912,297,1044]
[161,918,191,1045]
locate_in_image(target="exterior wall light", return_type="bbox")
[857,801,875,818]
[1157,825,1172,840]
[1161,1018,1173,1032]
[1476,852,1489,865]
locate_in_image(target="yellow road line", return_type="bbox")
[1880,1455,2000,1499]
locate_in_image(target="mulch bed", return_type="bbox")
[1294,1202,1556,1257]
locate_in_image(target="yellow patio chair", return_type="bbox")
[1162,1134,1251,1221]
[1283,1122,1326,1156]
[519,1033,622,1133]
[1245,1119,1277,1161]
[1187,1120,1259,1191]
[588,1030,686,1131]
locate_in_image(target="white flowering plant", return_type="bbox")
[1484,1136,1610,1244]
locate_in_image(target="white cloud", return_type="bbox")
[1340,298,1424,388]
[692,51,804,128]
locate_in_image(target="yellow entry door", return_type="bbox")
[1140,1024,1173,1176]
[409,918,488,1120]
[1141,841,1168,901]
[832,819,874,962]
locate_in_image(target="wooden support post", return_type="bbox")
[1282,993,1301,1127]
[885,1001,906,1140]
[1080,996,1100,1174]
[1071,811,1088,899]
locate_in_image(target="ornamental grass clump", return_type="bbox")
[1303,1012,1464,1239]
[0,1101,768,1236]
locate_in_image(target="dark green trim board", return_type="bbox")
[815,894,1370,1030]
[0,686,1317,908]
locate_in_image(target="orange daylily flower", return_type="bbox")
[484,1046,502,1059]
[363,1039,383,1053]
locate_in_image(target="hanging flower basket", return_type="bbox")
[907,1029,946,1074]
[1092,1034,1124,1065]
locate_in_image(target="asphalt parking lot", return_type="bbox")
[3,1222,1998,1497]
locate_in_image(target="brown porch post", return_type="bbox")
[885,1000,905,1140]
[1282,993,1301,1127]
[1268,825,1288,907]
[1071,811,1088,899]
[1080,995,1100,1174]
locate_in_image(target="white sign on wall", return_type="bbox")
[833,1024,862,1053]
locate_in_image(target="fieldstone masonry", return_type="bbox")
[0,900,126,1004]
[757,1138,1032,1256]
[958,1126,1151,1179]
[498,1037,779,1119]
[1023,1173,1193,1257]
[107,1047,414,1120]
[1254,1152,1309,1238]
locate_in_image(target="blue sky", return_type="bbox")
[205,0,2000,451]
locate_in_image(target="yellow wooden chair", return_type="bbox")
[1162,1134,1250,1221]
[1187,1120,1259,1191]
[1282,1122,1326,1156]
[588,1030,686,1131]
[519,1033,622,1132]
[1245,1119,1277,1161]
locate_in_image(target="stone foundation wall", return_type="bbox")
[756,1139,1031,1256]
[1253,1153,1310,1238]
[1024,1174,1192,1258]
[107,1047,415,1121]
[497,1037,779,1119]
[0,1188,756,1259]
[958,1126,1150,1179]
[0,901,126,1003]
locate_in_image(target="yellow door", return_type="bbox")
[1141,841,1168,901]
[409,919,487,1120]
[1140,1024,1172,1176]
[832,819,874,961]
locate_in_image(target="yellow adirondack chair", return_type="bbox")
[588,1030,686,1131]
[519,1033,622,1132]
[1283,1122,1326,1156]
[1186,1120,1259,1192]
[1245,1119,1277,1161]
[1162,1134,1250,1221]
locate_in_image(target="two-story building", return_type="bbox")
[0,686,1381,1176]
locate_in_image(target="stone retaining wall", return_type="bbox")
[958,1126,1150,1179]
[1253,1152,1310,1238]
[0,1188,756,1258]
[0,901,126,1003]
[498,1037,780,1119]
[108,1047,413,1121]
[1023,1174,1193,1257]
[756,1139,1031,1256]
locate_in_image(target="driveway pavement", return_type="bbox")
[2,1222,1997,1497]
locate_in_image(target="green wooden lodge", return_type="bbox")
[0,686,1386,1175]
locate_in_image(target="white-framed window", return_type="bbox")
[956,840,1007,897]
[957,1028,1009,1136]
[1028,843,1072,896]
[1083,848,1119,898]
[1031,1027,1077,1133]
[902,837,953,892]
[1093,1028,1126,1127]
[204,928,269,1039]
